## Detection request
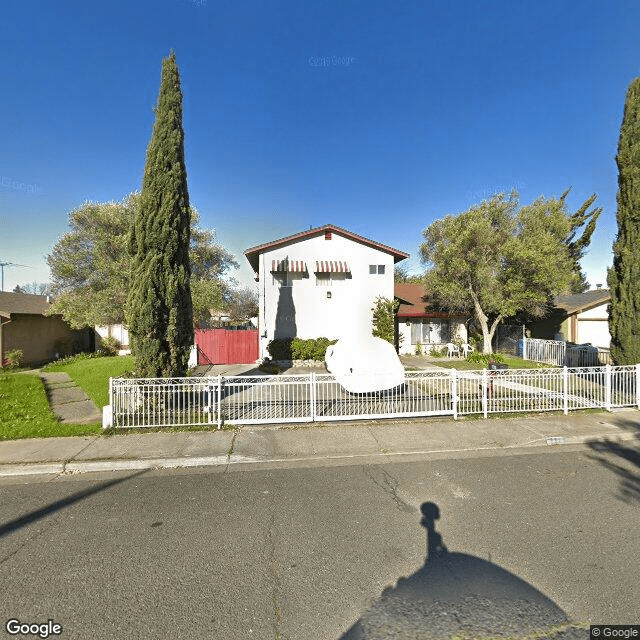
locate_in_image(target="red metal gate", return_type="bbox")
[195,329,259,365]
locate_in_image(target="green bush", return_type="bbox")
[267,337,337,361]
[259,363,282,375]
[466,352,505,366]
[429,347,445,358]
[267,338,294,360]
[100,336,121,356]
[3,349,23,370]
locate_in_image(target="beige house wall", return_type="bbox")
[1,314,84,366]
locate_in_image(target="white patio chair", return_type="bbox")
[461,343,474,358]
[446,343,460,358]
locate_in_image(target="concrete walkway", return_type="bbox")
[39,371,102,425]
[1,404,638,477]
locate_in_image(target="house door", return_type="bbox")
[195,329,259,365]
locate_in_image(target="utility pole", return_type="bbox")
[0,262,31,292]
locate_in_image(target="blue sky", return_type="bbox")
[1,0,639,293]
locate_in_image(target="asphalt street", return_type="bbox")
[0,445,638,639]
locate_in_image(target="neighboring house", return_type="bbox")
[244,224,409,360]
[395,283,469,355]
[0,292,93,366]
[528,288,611,348]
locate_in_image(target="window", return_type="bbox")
[410,319,449,344]
[273,273,292,287]
[316,273,347,286]
[316,273,331,287]
[369,264,385,275]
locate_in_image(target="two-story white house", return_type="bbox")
[244,224,409,360]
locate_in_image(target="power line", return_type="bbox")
[0,262,32,292]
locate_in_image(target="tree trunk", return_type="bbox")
[468,287,502,355]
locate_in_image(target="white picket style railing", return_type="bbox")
[104,365,640,429]
[522,338,612,367]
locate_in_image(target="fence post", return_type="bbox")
[217,375,222,429]
[451,369,458,420]
[636,364,640,410]
[563,366,568,415]
[605,364,612,412]
[310,372,316,422]
[482,369,488,419]
[522,337,527,361]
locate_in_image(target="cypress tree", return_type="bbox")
[126,51,194,377]
[608,77,640,365]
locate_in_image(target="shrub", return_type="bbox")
[267,338,294,360]
[259,363,282,375]
[267,337,337,361]
[415,342,423,356]
[100,336,122,357]
[3,349,23,370]
[430,347,445,358]
[371,296,400,345]
[466,352,505,366]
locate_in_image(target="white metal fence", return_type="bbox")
[105,365,640,429]
[523,337,612,367]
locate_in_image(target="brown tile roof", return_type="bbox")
[394,282,453,318]
[0,292,51,318]
[244,224,409,273]
[554,289,610,315]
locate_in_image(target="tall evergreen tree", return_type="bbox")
[559,189,602,293]
[609,77,640,365]
[126,51,194,377]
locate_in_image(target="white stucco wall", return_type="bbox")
[398,318,468,355]
[257,232,396,359]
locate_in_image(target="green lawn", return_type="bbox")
[0,373,102,440]
[45,355,135,407]
[433,355,555,371]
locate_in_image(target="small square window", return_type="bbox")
[377,265,385,275]
[369,265,377,275]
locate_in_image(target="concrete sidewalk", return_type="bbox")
[1,407,638,477]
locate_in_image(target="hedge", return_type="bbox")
[267,337,337,361]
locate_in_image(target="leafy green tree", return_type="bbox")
[47,194,237,329]
[420,192,575,354]
[224,286,259,324]
[394,265,424,284]
[126,51,194,377]
[371,296,400,345]
[608,77,640,365]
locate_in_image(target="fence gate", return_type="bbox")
[195,328,258,365]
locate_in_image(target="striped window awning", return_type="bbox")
[315,260,350,273]
[271,259,307,273]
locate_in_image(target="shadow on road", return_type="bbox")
[341,502,572,639]
[587,435,640,506]
[0,470,149,539]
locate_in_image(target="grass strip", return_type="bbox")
[0,373,101,440]
[45,355,135,407]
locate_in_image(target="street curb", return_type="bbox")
[0,430,636,477]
